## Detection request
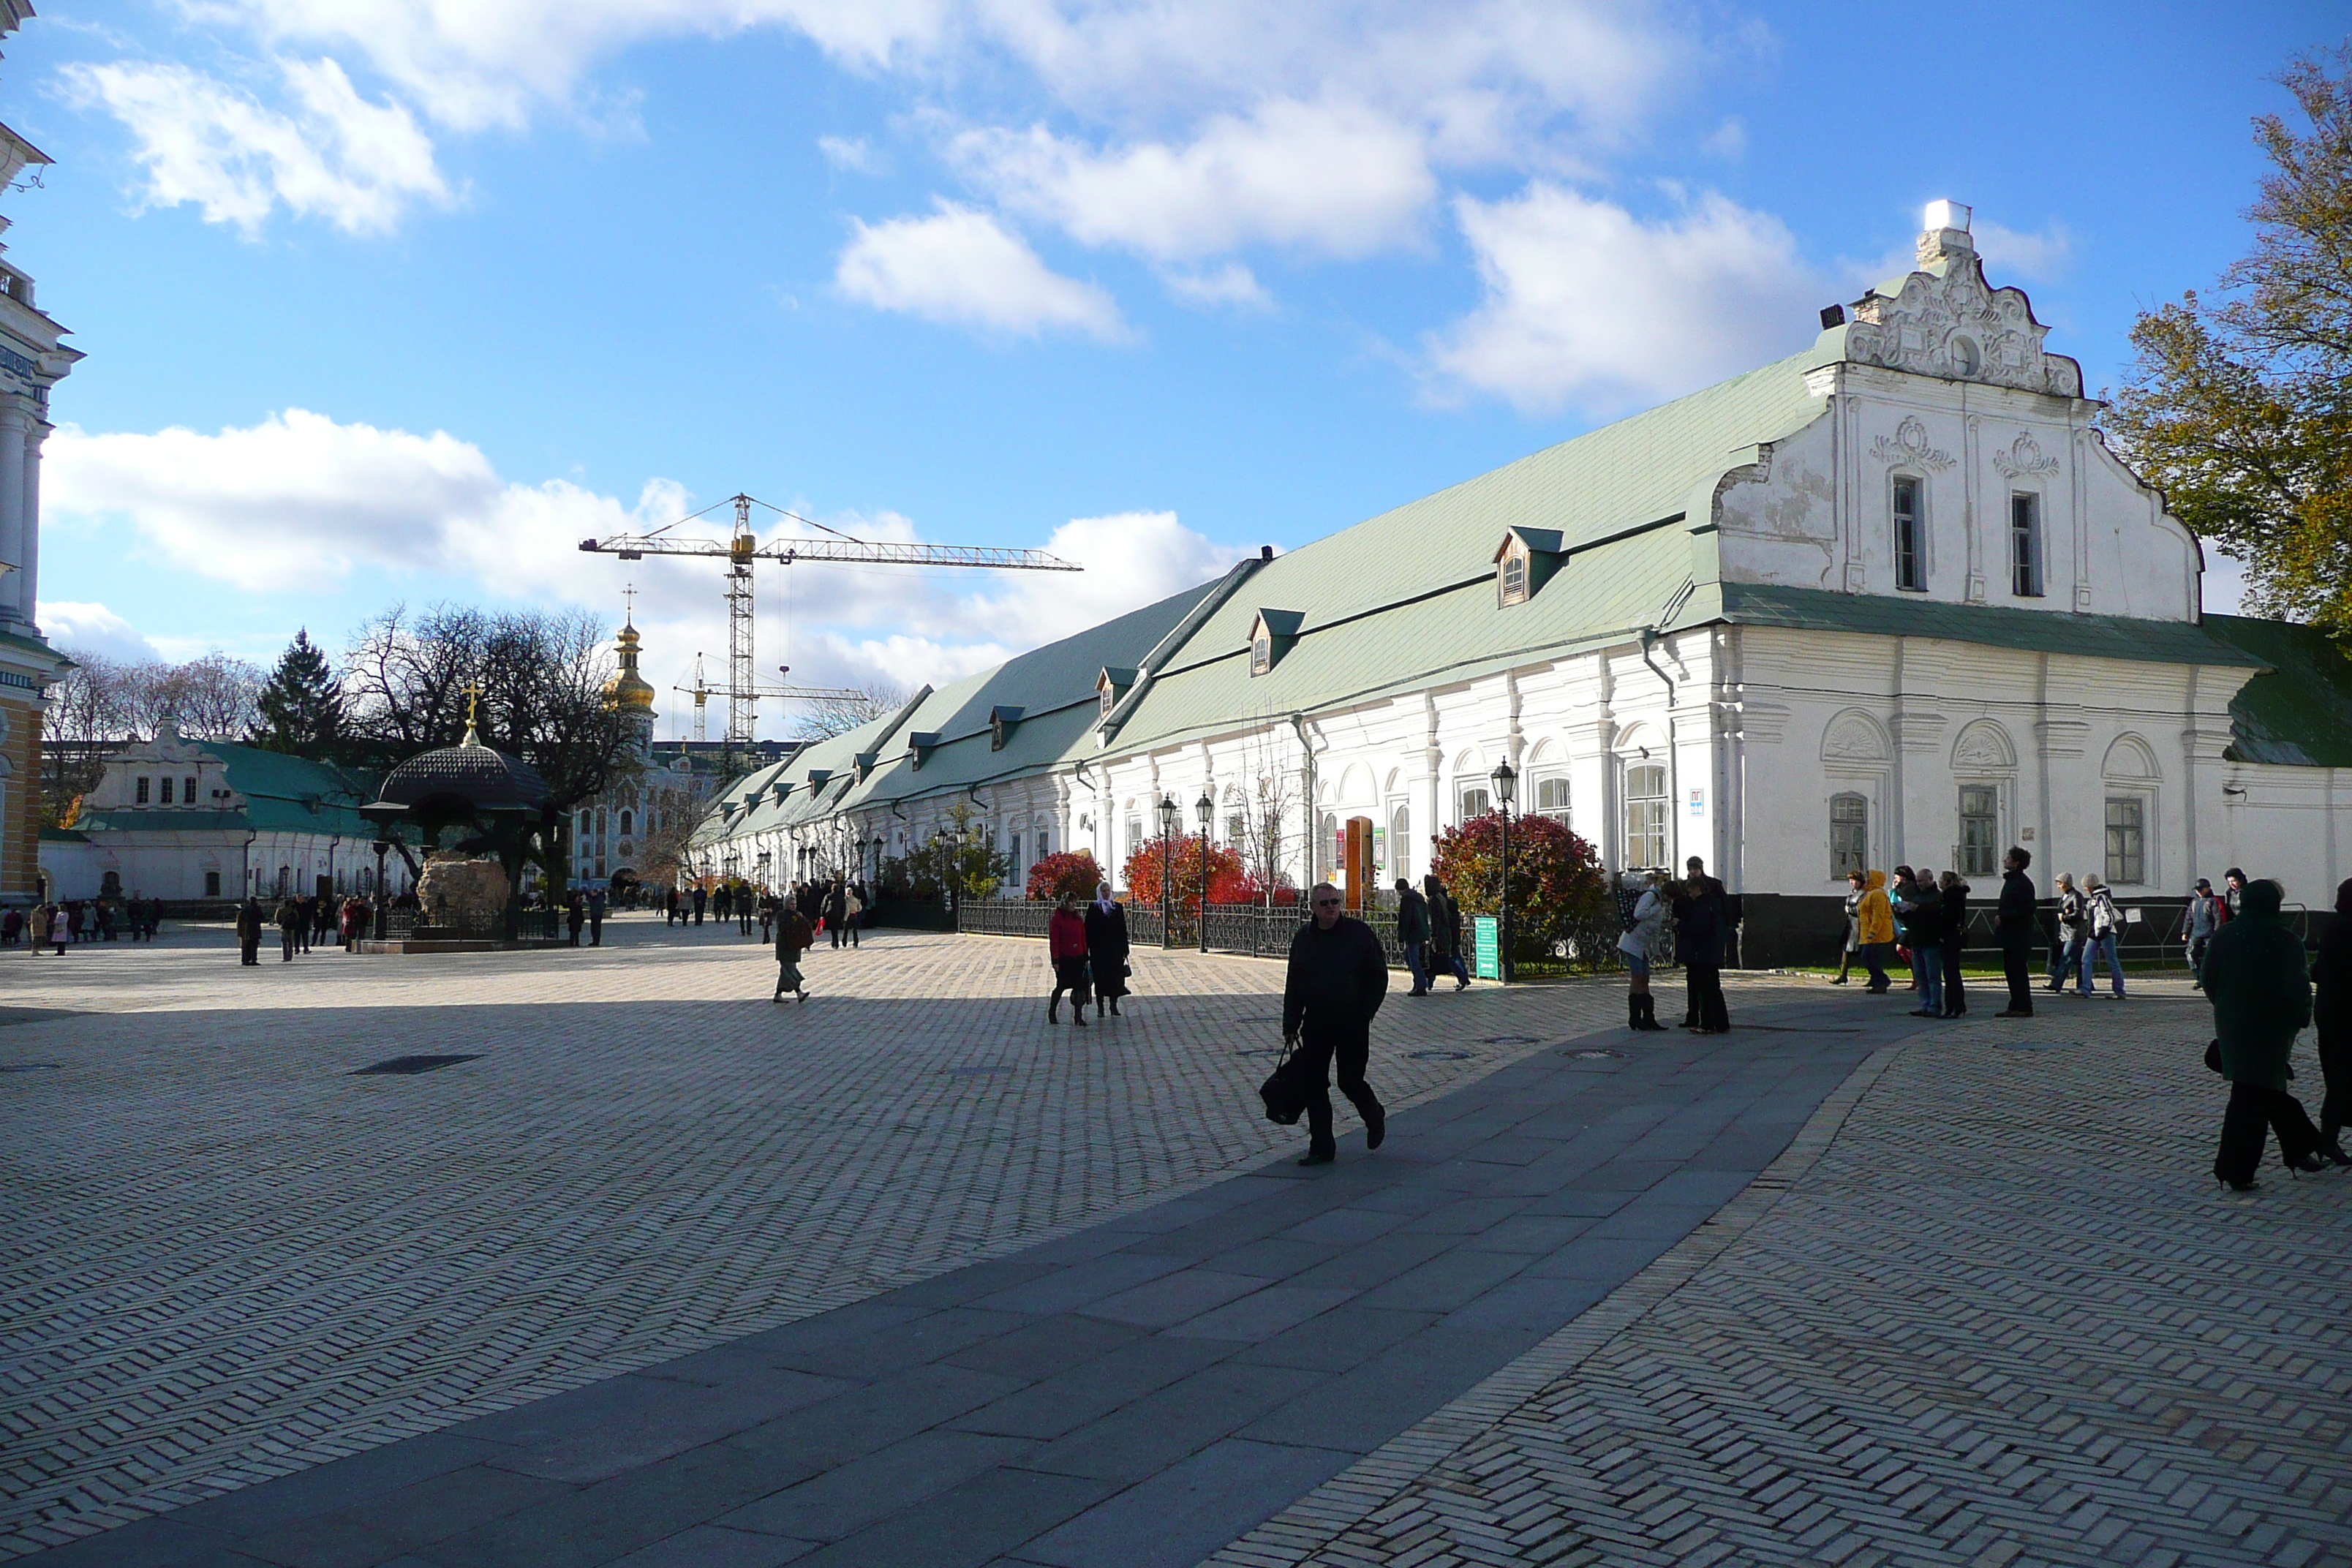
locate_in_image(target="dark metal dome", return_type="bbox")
[372,737,549,815]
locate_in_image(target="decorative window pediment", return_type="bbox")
[1492,528,1563,607]
[1248,610,1303,676]
[990,706,1025,750]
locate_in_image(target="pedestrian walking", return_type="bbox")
[2223,867,2247,920]
[565,892,585,947]
[1618,870,1668,1030]
[2311,876,2352,1162]
[2078,874,2126,998]
[772,899,813,1002]
[1994,848,2038,1017]
[1395,877,1432,996]
[588,886,606,946]
[1281,881,1389,1165]
[843,883,863,948]
[1893,867,1945,1017]
[235,897,263,965]
[666,886,680,926]
[1047,893,1091,1026]
[1084,883,1131,1016]
[1939,870,1971,1017]
[48,902,68,956]
[276,897,301,961]
[1424,875,1470,991]
[2204,878,2336,1188]
[1672,870,1730,1033]
[1855,869,1893,992]
[2185,878,2223,985]
[1678,857,1733,1022]
[2047,873,2085,990]
[824,881,847,948]
[691,884,706,926]
[758,892,777,945]
[1830,870,1866,983]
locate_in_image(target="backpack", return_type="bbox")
[1615,884,1645,932]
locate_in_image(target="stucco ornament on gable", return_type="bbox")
[1868,417,1953,472]
[1991,432,2061,479]
[1842,202,2084,398]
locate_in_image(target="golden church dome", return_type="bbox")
[605,620,657,713]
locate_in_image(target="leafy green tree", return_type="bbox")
[2108,46,2352,634]
[1430,812,1613,968]
[252,630,345,759]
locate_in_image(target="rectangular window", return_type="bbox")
[1830,793,1869,878]
[1458,787,1491,821]
[1624,763,1668,868]
[1959,785,1999,876]
[1125,817,1142,859]
[159,777,173,804]
[2010,493,2044,597]
[1893,477,1925,591]
[135,777,151,804]
[1535,775,1569,823]
[184,775,197,802]
[2105,797,2146,885]
[204,870,221,897]
[1226,812,1245,846]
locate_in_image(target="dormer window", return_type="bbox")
[1095,667,1136,718]
[1492,527,1561,606]
[990,706,1024,750]
[1246,611,1303,676]
[907,731,941,770]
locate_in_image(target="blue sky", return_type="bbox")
[10,0,2338,736]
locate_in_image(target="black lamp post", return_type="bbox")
[1490,758,1518,984]
[1156,793,1178,949]
[1194,790,1214,952]
[371,840,391,940]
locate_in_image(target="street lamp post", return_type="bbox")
[1490,759,1518,984]
[1156,794,1178,949]
[1194,790,1214,953]
[371,840,390,941]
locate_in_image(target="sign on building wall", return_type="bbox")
[1687,788,1705,818]
[1472,915,1500,980]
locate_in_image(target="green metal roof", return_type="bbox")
[75,742,382,840]
[2201,614,2352,766]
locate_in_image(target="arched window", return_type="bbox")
[1390,804,1411,883]
[1623,764,1667,868]
[1251,633,1272,675]
[1829,792,1868,878]
[1500,553,1528,605]
[619,810,633,835]
[1534,775,1569,823]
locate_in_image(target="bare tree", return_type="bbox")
[1229,714,1300,902]
[790,681,910,742]
[37,648,265,827]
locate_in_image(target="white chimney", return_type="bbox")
[1923,199,1971,234]
[1918,199,1975,267]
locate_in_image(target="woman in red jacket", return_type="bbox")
[1047,892,1091,1026]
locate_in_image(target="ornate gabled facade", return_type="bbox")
[0,4,79,905]
[689,202,2352,960]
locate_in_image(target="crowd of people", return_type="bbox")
[1613,857,1738,1033]
[7,896,169,952]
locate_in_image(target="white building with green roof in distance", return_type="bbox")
[690,201,2352,962]
[39,723,406,906]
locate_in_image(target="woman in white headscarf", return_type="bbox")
[1618,870,1669,1030]
[1083,881,1133,1016]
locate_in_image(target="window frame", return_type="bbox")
[1893,475,1926,592]
[1457,785,1492,822]
[1829,791,1869,880]
[1250,633,1272,676]
[1957,783,2000,877]
[135,776,151,804]
[2010,491,2045,598]
[2104,796,2146,886]
[1623,762,1668,869]
[1534,774,1569,823]
[1499,551,1529,606]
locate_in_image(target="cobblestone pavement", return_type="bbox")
[0,915,1633,1558]
[1206,990,2352,1568]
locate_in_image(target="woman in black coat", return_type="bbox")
[2313,876,2352,1159]
[1083,883,1132,1016]
[1940,871,1970,1017]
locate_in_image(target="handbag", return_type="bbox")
[2204,1039,2224,1075]
[1259,1036,1315,1126]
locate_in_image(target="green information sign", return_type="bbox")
[1471,914,1501,981]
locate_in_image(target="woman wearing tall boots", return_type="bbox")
[1047,894,1092,1027]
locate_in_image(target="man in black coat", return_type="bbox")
[1282,881,1390,1165]
[1994,847,2038,1017]
[1083,884,1132,1016]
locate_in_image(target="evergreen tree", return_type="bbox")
[253,630,346,758]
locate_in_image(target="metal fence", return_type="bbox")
[382,900,562,943]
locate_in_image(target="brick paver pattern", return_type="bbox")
[1205,995,2352,1568]
[0,916,1624,1558]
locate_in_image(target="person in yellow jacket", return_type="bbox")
[1855,870,1895,992]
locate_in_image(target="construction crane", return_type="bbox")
[584,492,1079,756]
[674,659,864,747]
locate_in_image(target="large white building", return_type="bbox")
[690,203,2352,961]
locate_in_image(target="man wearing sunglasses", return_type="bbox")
[1281,881,1391,1165]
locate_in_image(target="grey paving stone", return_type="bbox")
[716,1431,1037,1542]
[1165,1286,1360,1343]
[944,1315,1146,1381]
[946,1338,1237,1441]
[605,1525,818,1567]
[786,1467,1119,1568]
[5,1517,241,1568]
[1230,1303,1442,1375]
[1519,1234,1680,1281]
[1196,1235,1343,1279]
[971,1252,1190,1315]
[233,1466,573,1568]
[725,1364,1030,1472]
[769,1309,1039,1379]
[1354,1243,1530,1313]
[164,1436,515,1540]
[1284,1229,1458,1293]
[1395,1195,1525,1235]
[1233,1327,1544,1455]
[480,1372,858,1484]
[1079,1268,1272,1329]
[1459,1214,1598,1254]
[1017,1439,1354,1568]
[1274,1205,1414,1247]
[1585,1198,1725,1244]
[1439,1272,1616,1333]
[1019,1364,1327,1483]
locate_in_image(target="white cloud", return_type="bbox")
[1702,116,1746,159]
[817,134,890,175]
[957,510,1246,647]
[38,601,165,663]
[2201,546,2248,617]
[1428,183,1823,415]
[1161,262,1270,309]
[1974,219,2072,285]
[951,97,1437,262]
[834,202,1128,339]
[60,57,450,235]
